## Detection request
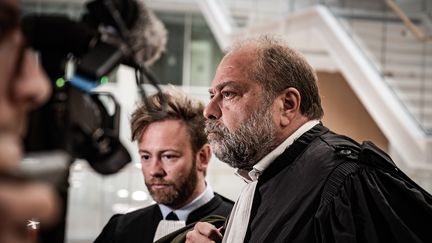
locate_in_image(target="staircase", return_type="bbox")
[197,0,432,175]
[346,17,432,131]
[327,2,432,133]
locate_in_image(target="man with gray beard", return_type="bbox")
[185,36,432,243]
[205,100,276,170]
[94,91,233,243]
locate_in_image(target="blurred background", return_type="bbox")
[20,0,432,242]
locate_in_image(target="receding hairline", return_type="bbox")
[137,117,192,143]
[225,35,288,54]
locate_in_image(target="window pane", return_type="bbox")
[190,14,223,87]
[150,13,185,86]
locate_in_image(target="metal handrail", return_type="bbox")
[385,0,432,42]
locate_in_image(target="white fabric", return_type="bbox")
[154,183,214,241]
[222,180,258,243]
[153,220,186,242]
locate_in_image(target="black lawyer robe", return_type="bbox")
[94,193,233,243]
[244,124,432,243]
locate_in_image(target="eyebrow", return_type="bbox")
[209,81,233,93]
[208,81,243,94]
[138,149,180,154]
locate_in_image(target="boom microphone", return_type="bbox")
[82,0,167,67]
[125,0,168,66]
[23,0,167,83]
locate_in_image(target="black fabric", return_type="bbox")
[165,211,179,221]
[93,193,233,243]
[243,123,432,243]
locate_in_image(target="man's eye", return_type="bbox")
[140,154,150,161]
[221,91,235,99]
[162,154,179,161]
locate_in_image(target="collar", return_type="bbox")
[158,183,214,221]
[236,120,320,183]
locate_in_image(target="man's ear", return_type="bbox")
[196,144,211,172]
[279,87,301,127]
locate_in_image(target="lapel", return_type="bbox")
[186,194,222,224]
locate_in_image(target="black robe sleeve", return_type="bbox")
[315,165,432,243]
[94,214,122,243]
[93,206,163,243]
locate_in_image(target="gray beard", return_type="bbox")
[205,105,278,170]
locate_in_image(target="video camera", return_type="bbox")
[23,0,167,175]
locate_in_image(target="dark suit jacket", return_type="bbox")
[94,193,233,243]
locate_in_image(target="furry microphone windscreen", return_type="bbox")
[128,0,168,66]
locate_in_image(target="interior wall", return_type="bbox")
[317,71,389,151]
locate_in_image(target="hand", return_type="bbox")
[185,222,223,243]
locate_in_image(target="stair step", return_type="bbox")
[394,91,432,104]
[387,78,432,89]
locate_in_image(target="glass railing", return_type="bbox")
[219,0,320,29]
[220,0,432,134]
[323,0,432,134]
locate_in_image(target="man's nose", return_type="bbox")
[148,160,166,177]
[12,49,51,110]
[203,97,221,120]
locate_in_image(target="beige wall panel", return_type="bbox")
[317,71,389,151]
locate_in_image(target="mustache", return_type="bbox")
[147,178,172,186]
[205,120,228,136]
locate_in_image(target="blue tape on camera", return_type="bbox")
[70,74,99,92]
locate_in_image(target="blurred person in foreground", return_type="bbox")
[0,0,60,242]
[185,35,432,243]
[94,90,233,243]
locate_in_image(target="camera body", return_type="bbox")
[23,0,142,174]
